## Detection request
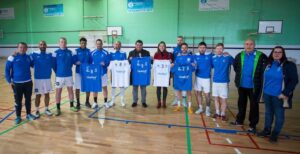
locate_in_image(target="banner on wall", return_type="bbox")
[127,0,153,12]
[43,4,64,16]
[199,0,229,11]
[0,8,15,19]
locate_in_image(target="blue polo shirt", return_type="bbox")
[264,61,283,96]
[212,54,234,83]
[241,51,255,88]
[194,52,213,78]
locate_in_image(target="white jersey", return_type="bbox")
[153,60,171,87]
[108,60,130,88]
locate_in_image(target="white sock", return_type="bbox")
[45,106,49,111]
[36,107,39,111]
[111,88,116,102]
[120,87,125,103]
[188,102,192,108]
[221,112,225,116]
[199,105,203,109]
[216,109,220,115]
[177,101,181,107]
[206,106,210,110]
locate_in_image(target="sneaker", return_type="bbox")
[205,107,211,117]
[70,107,79,112]
[15,116,22,125]
[104,102,110,109]
[173,106,181,112]
[230,121,243,126]
[257,130,271,137]
[35,111,40,119]
[195,108,203,114]
[108,102,115,108]
[182,101,187,107]
[45,109,53,116]
[248,127,256,134]
[92,102,98,109]
[142,103,148,108]
[55,109,61,116]
[76,104,81,110]
[26,114,37,121]
[132,102,138,108]
[213,114,220,119]
[171,99,178,106]
[120,102,126,107]
[269,135,278,143]
[221,116,228,121]
[188,107,193,114]
[85,102,91,108]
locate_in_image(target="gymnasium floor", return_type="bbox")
[0,57,299,154]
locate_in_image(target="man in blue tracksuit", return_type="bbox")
[5,42,36,124]
[90,39,110,109]
[74,37,91,109]
[30,41,54,118]
[52,37,77,116]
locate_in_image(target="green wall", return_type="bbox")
[0,0,299,45]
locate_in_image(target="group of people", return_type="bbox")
[4,36,298,143]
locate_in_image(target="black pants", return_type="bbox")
[236,87,259,128]
[156,87,167,102]
[13,81,33,117]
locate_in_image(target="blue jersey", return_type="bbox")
[131,57,151,86]
[91,48,110,75]
[80,64,102,92]
[5,54,32,83]
[264,61,283,96]
[173,45,181,60]
[194,52,213,78]
[212,54,234,83]
[30,51,53,79]
[53,48,76,77]
[171,54,195,91]
[109,50,127,61]
[241,51,255,88]
[75,47,91,74]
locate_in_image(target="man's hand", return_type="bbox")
[278,93,288,100]
[11,51,17,57]
[76,61,81,65]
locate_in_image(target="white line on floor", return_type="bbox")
[215,123,220,128]
[226,138,232,144]
[234,148,242,154]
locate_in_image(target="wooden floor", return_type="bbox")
[0,57,300,154]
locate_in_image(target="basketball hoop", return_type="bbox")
[112,30,118,39]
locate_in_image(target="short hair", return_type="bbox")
[198,42,207,47]
[216,43,224,48]
[80,37,87,42]
[181,42,188,47]
[245,38,255,45]
[18,42,28,48]
[115,41,121,45]
[135,40,143,45]
[59,37,67,42]
[96,39,103,43]
[39,40,47,45]
[177,36,184,39]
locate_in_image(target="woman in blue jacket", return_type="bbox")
[257,46,298,143]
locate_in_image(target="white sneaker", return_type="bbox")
[109,102,115,107]
[120,102,125,107]
[171,99,178,106]
[92,102,98,109]
[205,107,211,117]
[45,109,53,116]
[182,101,187,107]
[195,108,203,114]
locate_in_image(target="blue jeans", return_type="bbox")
[263,93,285,136]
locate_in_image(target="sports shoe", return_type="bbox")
[205,107,211,117]
[257,130,271,137]
[171,98,178,106]
[70,107,79,112]
[120,102,126,107]
[248,127,256,134]
[85,102,91,108]
[221,115,228,121]
[35,111,40,119]
[195,108,203,114]
[213,114,220,119]
[230,121,243,126]
[182,101,187,107]
[26,114,37,121]
[15,116,22,125]
[269,135,278,143]
[92,102,98,109]
[142,103,148,108]
[188,107,193,114]
[55,109,61,116]
[132,102,137,108]
[76,104,81,110]
[45,109,53,116]
[173,106,181,112]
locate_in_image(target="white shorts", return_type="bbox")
[55,76,73,88]
[194,77,211,93]
[212,82,229,99]
[74,73,81,90]
[34,79,52,95]
[102,74,108,87]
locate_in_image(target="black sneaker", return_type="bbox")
[142,103,148,108]
[76,104,81,110]
[132,102,137,107]
[85,102,91,108]
[35,111,40,119]
[257,130,271,137]
[269,135,278,143]
[230,121,243,126]
[248,127,256,134]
